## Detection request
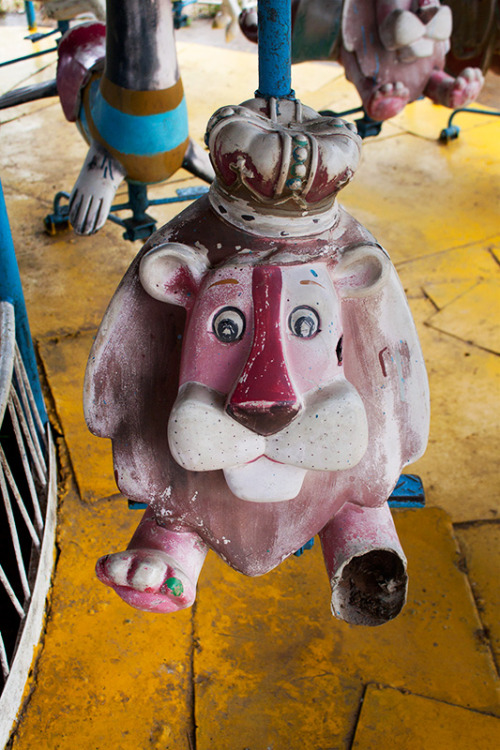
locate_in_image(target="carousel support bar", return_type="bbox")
[0,180,47,424]
[256,0,294,100]
[25,1,37,32]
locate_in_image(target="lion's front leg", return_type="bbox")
[96,507,208,613]
[319,501,408,626]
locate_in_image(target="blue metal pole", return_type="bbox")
[256,0,294,100]
[25,1,37,32]
[0,180,48,424]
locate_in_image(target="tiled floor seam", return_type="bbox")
[394,234,500,267]
[453,520,500,677]
[421,287,440,312]
[346,685,366,750]
[0,178,55,204]
[422,322,500,358]
[35,329,100,346]
[33,356,81,513]
[357,681,500,719]
[454,519,500,530]
[35,331,101,508]
[33,338,64,435]
[190,602,197,750]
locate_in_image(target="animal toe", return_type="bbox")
[97,551,133,586]
[128,554,169,592]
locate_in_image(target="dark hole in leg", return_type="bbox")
[336,549,407,626]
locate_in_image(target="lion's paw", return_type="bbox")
[426,68,484,110]
[96,549,195,613]
[367,82,410,121]
[444,68,484,109]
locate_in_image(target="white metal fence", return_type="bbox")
[0,300,57,748]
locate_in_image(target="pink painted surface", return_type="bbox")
[228,266,301,435]
[56,22,106,122]
[321,501,406,580]
[320,502,408,625]
[340,0,484,119]
[241,1,485,120]
[180,264,255,395]
[84,98,429,623]
[96,508,208,613]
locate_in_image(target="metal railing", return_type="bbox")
[0,178,57,747]
[0,301,57,748]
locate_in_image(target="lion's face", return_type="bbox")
[140,249,390,503]
[167,262,369,502]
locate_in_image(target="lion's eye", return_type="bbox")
[289,306,320,338]
[212,307,246,343]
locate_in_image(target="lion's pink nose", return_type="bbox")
[226,266,301,436]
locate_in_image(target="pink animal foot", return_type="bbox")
[443,68,484,109]
[366,82,410,121]
[426,68,484,109]
[96,549,196,613]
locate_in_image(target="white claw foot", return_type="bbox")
[367,81,410,120]
[68,141,126,235]
[96,548,196,613]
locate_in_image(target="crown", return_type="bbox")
[205,97,361,237]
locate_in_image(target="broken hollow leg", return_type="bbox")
[320,501,407,626]
[95,507,208,613]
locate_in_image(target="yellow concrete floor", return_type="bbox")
[1,13,499,750]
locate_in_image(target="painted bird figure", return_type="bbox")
[56,0,214,234]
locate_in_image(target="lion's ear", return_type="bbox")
[332,244,390,298]
[139,243,209,309]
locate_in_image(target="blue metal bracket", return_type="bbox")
[128,501,148,510]
[0,19,68,69]
[353,114,383,139]
[319,107,383,139]
[44,182,209,242]
[172,0,197,29]
[293,538,315,557]
[439,106,500,143]
[387,474,425,509]
[0,45,59,69]
[25,24,68,44]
